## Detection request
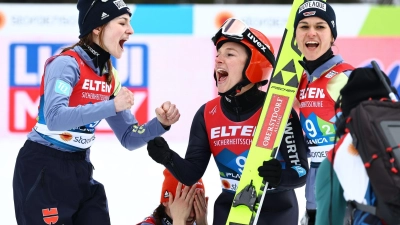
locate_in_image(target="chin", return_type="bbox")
[217,85,231,94]
[112,53,122,59]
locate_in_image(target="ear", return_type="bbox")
[92,27,102,36]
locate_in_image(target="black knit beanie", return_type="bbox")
[78,0,132,38]
[340,67,398,117]
[294,0,337,41]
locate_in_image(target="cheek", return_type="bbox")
[294,35,304,50]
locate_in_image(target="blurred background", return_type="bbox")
[0,0,399,224]
[2,0,400,4]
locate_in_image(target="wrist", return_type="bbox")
[161,150,173,165]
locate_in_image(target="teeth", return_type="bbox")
[306,41,319,44]
[216,68,226,73]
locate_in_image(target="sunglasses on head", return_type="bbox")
[212,18,275,66]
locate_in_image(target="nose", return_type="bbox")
[190,207,195,217]
[127,24,134,35]
[307,27,316,37]
[215,54,223,64]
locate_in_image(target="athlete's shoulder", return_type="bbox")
[45,54,80,81]
[48,54,79,68]
[137,215,156,225]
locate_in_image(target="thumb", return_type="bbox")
[147,139,155,148]
[154,137,167,147]
[162,101,171,111]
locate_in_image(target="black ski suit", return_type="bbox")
[165,86,309,225]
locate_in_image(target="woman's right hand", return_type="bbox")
[169,183,196,225]
[114,87,134,112]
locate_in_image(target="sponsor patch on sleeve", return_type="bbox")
[291,165,307,177]
[55,79,72,96]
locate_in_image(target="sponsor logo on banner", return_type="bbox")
[9,43,149,133]
[215,11,234,28]
[0,11,6,30]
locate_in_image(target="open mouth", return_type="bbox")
[119,39,127,49]
[305,41,319,48]
[216,68,228,82]
[186,218,194,225]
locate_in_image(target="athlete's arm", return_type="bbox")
[276,109,309,189]
[165,104,212,186]
[106,114,168,150]
[105,68,168,150]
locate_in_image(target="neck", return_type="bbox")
[303,48,334,74]
[81,42,111,72]
[222,84,265,114]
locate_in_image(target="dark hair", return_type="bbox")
[61,24,113,84]
[152,203,166,225]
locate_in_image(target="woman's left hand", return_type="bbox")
[194,189,209,225]
[155,101,180,127]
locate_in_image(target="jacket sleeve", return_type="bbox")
[105,68,168,150]
[165,104,212,186]
[276,109,309,189]
[106,115,168,150]
[315,158,347,225]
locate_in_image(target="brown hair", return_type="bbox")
[152,203,165,225]
[61,24,113,84]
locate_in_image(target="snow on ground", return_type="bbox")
[0,137,306,224]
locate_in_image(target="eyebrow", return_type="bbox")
[225,47,238,51]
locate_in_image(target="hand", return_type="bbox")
[114,87,134,112]
[258,158,282,188]
[155,101,180,127]
[169,183,196,225]
[147,137,172,165]
[194,189,209,225]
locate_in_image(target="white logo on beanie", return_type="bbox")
[298,1,326,13]
[101,12,109,20]
[331,20,335,28]
[164,190,169,198]
[113,0,128,10]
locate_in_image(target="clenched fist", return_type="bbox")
[114,87,134,112]
[155,101,180,127]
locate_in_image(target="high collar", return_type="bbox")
[222,84,265,114]
[303,48,334,75]
[80,42,111,73]
[162,214,173,225]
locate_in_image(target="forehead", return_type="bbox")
[219,41,246,52]
[299,16,327,24]
[111,13,131,22]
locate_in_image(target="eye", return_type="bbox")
[317,25,325,29]
[300,25,309,29]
